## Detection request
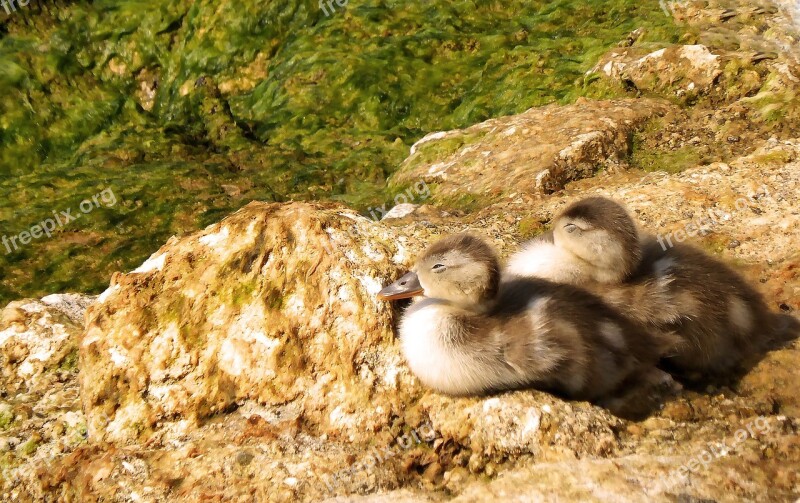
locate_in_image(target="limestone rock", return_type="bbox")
[558,138,800,277]
[671,0,800,67]
[381,204,420,221]
[389,99,673,200]
[0,293,92,396]
[8,143,800,502]
[79,201,427,444]
[380,204,452,223]
[0,294,91,502]
[593,45,723,101]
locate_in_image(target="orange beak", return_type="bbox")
[377,271,424,301]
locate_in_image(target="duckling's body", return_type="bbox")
[618,237,774,374]
[504,230,589,284]
[381,233,672,400]
[507,196,777,375]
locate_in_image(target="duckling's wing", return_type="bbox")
[595,277,683,326]
[496,294,566,382]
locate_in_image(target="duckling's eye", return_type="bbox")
[431,264,447,273]
[564,223,582,234]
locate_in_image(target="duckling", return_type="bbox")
[506,196,778,376]
[625,237,776,375]
[378,233,674,400]
[506,196,641,284]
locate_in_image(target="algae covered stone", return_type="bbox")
[0,294,92,396]
[593,45,724,102]
[79,202,423,443]
[390,99,674,201]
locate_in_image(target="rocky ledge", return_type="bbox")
[0,135,797,501]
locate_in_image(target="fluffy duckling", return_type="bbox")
[507,196,778,375]
[506,196,642,284]
[626,238,775,375]
[378,233,673,400]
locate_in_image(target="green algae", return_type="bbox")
[18,437,39,456]
[631,143,704,173]
[408,130,490,168]
[517,217,547,240]
[434,191,496,214]
[57,348,79,371]
[0,408,12,431]
[629,117,704,174]
[750,150,796,165]
[0,0,682,304]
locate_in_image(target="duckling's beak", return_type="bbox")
[377,271,424,301]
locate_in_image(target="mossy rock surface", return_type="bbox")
[79,201,429,443]
[390,98,674,203]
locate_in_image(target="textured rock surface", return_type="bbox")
[80,202,426,444]
[593,44,724,101]
[518,138,800,286]
[671,0,800,68]
[0,294,93,500]
[0,294,92,396]
[390,99,673,199]
[4,137,796,502]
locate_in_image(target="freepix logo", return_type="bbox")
[654,184,772,252]
[1,0,34,15]
[2,187,118,254]
[319,0,348,17]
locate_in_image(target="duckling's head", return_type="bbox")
[552,197,641,283]
[378,233,500,308]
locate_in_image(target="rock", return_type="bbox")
[235,450,255,466]
[79,201,424,444]
[593,45,723,101]
[40,293,94,325]
[593,1,800,129]
[672,1,800,67]
[0,295,89,503]
[134,67,159,112]
[8,120,800,503]
[8,147,800,501]
[379,203,453,222]
[322,490,433,503]
[0,294,91,396]
[775,0,800,33]
[381,203,420,220]
[51,131,798,501]
[390,99,673,200]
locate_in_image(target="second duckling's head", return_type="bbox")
[379,233,500,308]
[553,197,641,283]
